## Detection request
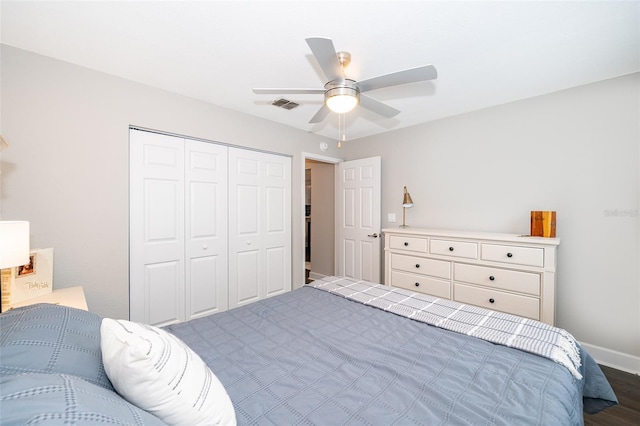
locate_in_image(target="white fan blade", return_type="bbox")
[358,65,437,93]
[306,37,343,82]
[309,105,330,123]
[359,95,400,118]
[253,88,325,95]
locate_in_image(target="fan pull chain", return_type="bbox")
[338,114,346,149]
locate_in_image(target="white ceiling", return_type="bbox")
[2,1,639,140]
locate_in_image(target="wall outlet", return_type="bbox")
[388,213,396,223]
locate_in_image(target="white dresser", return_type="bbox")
[383,228,560,325]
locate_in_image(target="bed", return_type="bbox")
[1,277,617,425]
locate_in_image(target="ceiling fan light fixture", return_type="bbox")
[324,80,359,114]
[254,38,438,124]
[326,92,358,113]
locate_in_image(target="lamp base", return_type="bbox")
[399,225,409,228]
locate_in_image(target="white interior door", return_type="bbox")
[185,140,228,320]
[130,130,185,325]
[336,156,382,283]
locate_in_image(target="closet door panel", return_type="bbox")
[236,250,260,305]
[262,154,291,299]
[144,179,182,261]
[229,148,263,308]
[265,246,286,296]
[189,255,222,318]
[130,130,185,324]
[265,187,285,232]
[231,181,261,307]
[237,185,260,235]
[185,140,228,320]
[146,261,182,326]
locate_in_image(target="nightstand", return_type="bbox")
[5,286,88,311]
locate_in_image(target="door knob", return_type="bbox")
[367,233,379,238]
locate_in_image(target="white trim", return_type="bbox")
[302,152,343,164]
[130,125,292,158]
[309,271,328,281]
[580,341,640,375]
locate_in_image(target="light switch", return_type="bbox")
[388,213,397,223]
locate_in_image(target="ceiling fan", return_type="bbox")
[253,37,438,123]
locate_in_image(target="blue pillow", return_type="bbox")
[0,303,113,390]
[0,373,167,425]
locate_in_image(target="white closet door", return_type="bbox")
[262,154,291,298]
[228,149,262,308]
[185,140,228,320]
[130,130,185,325]
[131,129,291,322]
[228,148,291,309]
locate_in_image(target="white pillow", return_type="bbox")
[100,318,236,426]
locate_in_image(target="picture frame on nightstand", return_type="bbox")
[0,248,54,312]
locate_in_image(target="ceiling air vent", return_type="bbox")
[272,98,299,110]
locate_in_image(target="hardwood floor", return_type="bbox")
[584,365,640,426]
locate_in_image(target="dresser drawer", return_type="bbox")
[430,239,478,259]
[454,263,540,296]
[389,235,428,253]
[391,253,450,279]
[481,244,544,267]
[392,271,451,299]
[453,283,540,320]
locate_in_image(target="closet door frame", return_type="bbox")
[130,128,292,323]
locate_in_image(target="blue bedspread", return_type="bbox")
[166,286,617,425]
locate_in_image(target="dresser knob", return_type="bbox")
[507,252,513,258]
[415,282,420,287]
[489,276,495,281]
[449,247,454,251]
[404,242,409,246]
[415,264,420,268]
[489,298,495,304]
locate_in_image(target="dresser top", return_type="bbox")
[382,227,560,246]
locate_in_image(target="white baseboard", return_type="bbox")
[308,271,327,281]
[580,341,640,375]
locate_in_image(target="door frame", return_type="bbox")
[298,152,342,289]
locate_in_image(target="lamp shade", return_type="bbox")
[325,84,359,114]
[326,94,358,113]
[402,186,414,208]
[0,221,30,269]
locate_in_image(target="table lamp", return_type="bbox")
[400,186,414,228]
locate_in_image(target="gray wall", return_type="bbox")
[2,44,638,366]
[341,73,640,360]
[0,45,338,319]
